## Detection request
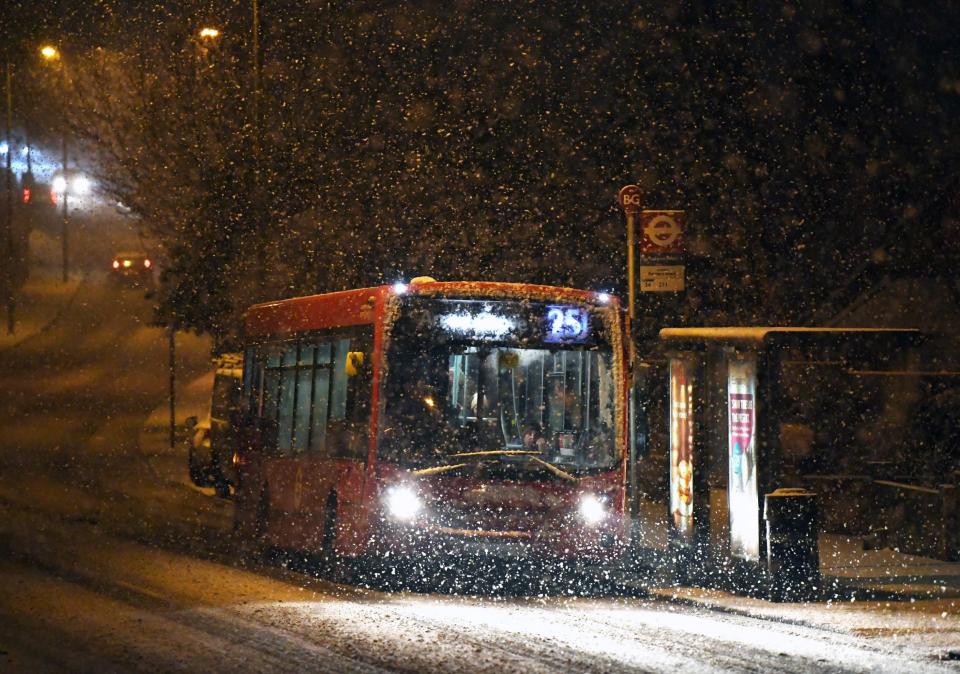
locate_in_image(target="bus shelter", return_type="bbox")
[654,327,921,595]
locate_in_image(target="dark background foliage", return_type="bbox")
[5,0,959,344]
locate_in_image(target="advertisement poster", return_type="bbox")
[669,358,694,541]
[727,358,760,560]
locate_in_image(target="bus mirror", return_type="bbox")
[345,351,366,377]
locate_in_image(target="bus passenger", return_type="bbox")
[522,424,549,453]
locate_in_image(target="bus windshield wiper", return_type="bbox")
[528,456,577,482]
[450,450,540,458]
[411,450,577,481]
[411,451,537,476]
[454,450,578,481]
[411,462,470,476]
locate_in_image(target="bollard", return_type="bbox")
[764,487,820,601]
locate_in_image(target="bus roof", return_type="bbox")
[244,281,616,339]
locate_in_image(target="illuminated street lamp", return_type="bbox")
[199,27,221,39]
[39,44,70,283]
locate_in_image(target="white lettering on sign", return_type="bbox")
[618,185,643,214]
[544,305,590,343]
[440,310,516,338]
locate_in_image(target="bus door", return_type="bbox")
[267,338,344,549]
[258,340,303,546]
[321,334,373,554]
[259,333,372,551]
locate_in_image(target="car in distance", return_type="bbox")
[186,353,243,498]
[110,251,154,286]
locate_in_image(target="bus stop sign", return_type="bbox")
[640,210,685,255]
[618,185,643,214]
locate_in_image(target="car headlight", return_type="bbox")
[385,485,422,521]
[578,494,607,525]
[71,175,90,195]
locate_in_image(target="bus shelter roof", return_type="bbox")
[657,326,922,353]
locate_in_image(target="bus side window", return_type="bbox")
[291,343,315,455]
[275,342,298,455]
[242,346,255,405]
[328,337,370,459]
[330,339,350,423]
[259,344,284,453]
[243,345,262,418]
[309,342,333,456]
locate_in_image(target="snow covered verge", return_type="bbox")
[0,232,83,351]
[652,557,960,662]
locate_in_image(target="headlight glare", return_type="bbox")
[578,494,607,525]
[385,485,422,521]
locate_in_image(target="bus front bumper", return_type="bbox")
[370,518,628,566]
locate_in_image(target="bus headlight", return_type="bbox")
[385,485,422,521]
[578,494,607,525]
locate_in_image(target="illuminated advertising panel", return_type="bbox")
[669,358,694,541]
[727,358,759,561]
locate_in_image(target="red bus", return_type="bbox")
[234,279,631,577]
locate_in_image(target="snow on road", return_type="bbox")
[1,269,958,673]
[1,494,955,674]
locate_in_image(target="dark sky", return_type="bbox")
[8,1,960,335]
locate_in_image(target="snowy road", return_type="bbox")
[0,263,956,673]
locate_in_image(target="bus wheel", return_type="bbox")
[320,498,350,583]
[213,475,232,499]
[253,486,270,541]
[187,445,206,487]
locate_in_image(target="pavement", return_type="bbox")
[642,533,960,658]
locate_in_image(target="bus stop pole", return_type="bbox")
[627,211,636,328]
[627,209,637,511]
[618,185,642,515]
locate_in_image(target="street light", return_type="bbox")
[40,45,60,61]
[199,27,221,39]
[39,44,70,283]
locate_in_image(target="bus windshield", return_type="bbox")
[381,297,619,475]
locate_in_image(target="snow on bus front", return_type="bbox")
[374,296,627,564]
